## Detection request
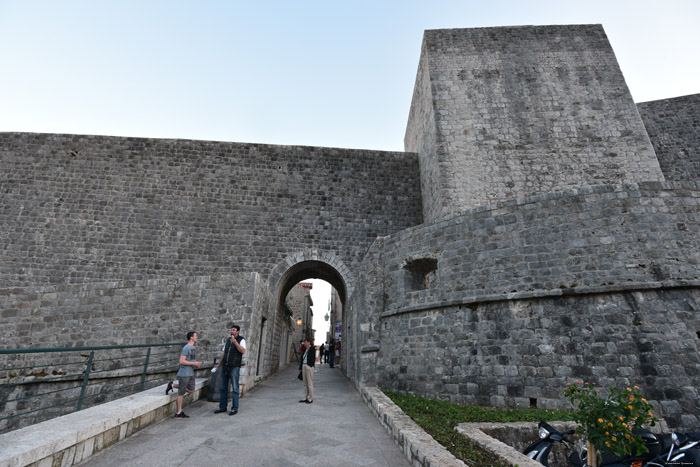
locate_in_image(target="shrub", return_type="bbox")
[563,381,659,458]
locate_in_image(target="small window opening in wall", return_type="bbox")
[530,398,537,408]
[403,258,438,291]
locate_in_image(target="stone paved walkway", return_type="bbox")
[77,364,410,467]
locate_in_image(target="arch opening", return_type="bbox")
[273,260,347,372]
[277,260,347,306]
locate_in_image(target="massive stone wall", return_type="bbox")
[0,133,422,288]
[381,182,700,312]
[638,94,700,182]
[1,273,256,360]
[405,25,663,221]
[0,273,262,431]
[346,181,700,427]
[376,288,700,429]
[404,41,442,223]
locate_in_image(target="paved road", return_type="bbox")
[78,364,410,467]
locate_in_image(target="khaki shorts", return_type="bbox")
[177,376,195,395]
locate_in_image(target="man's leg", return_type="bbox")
[219,369,230,411]
[302,365,314,402]
[176,394,184,413]
[175,377,190,417]
[231,367,240,412]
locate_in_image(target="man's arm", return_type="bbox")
[179,353,201,368]
[216,349,225,367]
[233,338,246,355]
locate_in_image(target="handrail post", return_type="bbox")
[77,351,95,411]
[140,347,152,391]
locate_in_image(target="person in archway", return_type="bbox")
[299,338,314,404]
[214,325,246,415]
[328,339,335,368]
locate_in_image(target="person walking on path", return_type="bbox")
[170,331,201,419]
[214,325,246,415]
[299,338,315,404]
[328,339,335,368]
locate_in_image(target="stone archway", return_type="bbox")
[268,250,353,369]
[268,250,354,306]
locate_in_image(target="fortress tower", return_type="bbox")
[350,25,700,429]
[405,25,664,221]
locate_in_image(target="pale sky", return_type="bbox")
[308,279,332,342]
[1,0,698,152]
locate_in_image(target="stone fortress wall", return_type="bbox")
[0,134,422,289]
[1,23,700,430]
[350,181,700,427]
[350,25,700,429]
[0,134,422,426]
[405,25,663,221]
[0,134,422,359]
[638,94,700,183]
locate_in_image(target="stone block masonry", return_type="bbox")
[379,181,700,313]
[0,379,207,467]
[406,25,663,221]
[0,273,261,431]
[638,94,700,183]
[0,134,423,288]
[346,181,700,428]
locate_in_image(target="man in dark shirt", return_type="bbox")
[214,325,246,415]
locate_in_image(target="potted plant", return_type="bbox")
[563,381,659,467]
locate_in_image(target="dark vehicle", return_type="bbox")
[523,421,574,466]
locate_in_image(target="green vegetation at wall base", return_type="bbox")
[383,389,576,467]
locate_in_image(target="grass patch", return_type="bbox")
[382,390,576,467]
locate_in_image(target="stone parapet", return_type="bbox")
[0,379,207,467]
[361,386,465,467]
[456,421,579,467]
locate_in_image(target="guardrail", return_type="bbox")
[0,342,184,434]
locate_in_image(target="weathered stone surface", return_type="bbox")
[363,386,465,467]
[0,379,206,467]
[456,421,580,467]
[0,134,422,288]
[406,25,662,221]
[638,94,700,183]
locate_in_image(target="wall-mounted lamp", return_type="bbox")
[297,319,302,326]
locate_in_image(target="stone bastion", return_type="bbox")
[347,181,700,428]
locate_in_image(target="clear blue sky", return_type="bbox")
[1,0,698,152]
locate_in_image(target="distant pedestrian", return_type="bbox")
[167,331,201,419]
[214,325,246,415]
[298,338,314,404]
[328,339,335,368]
[323,342,329,363]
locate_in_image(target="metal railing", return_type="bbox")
[0,342,184,434]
